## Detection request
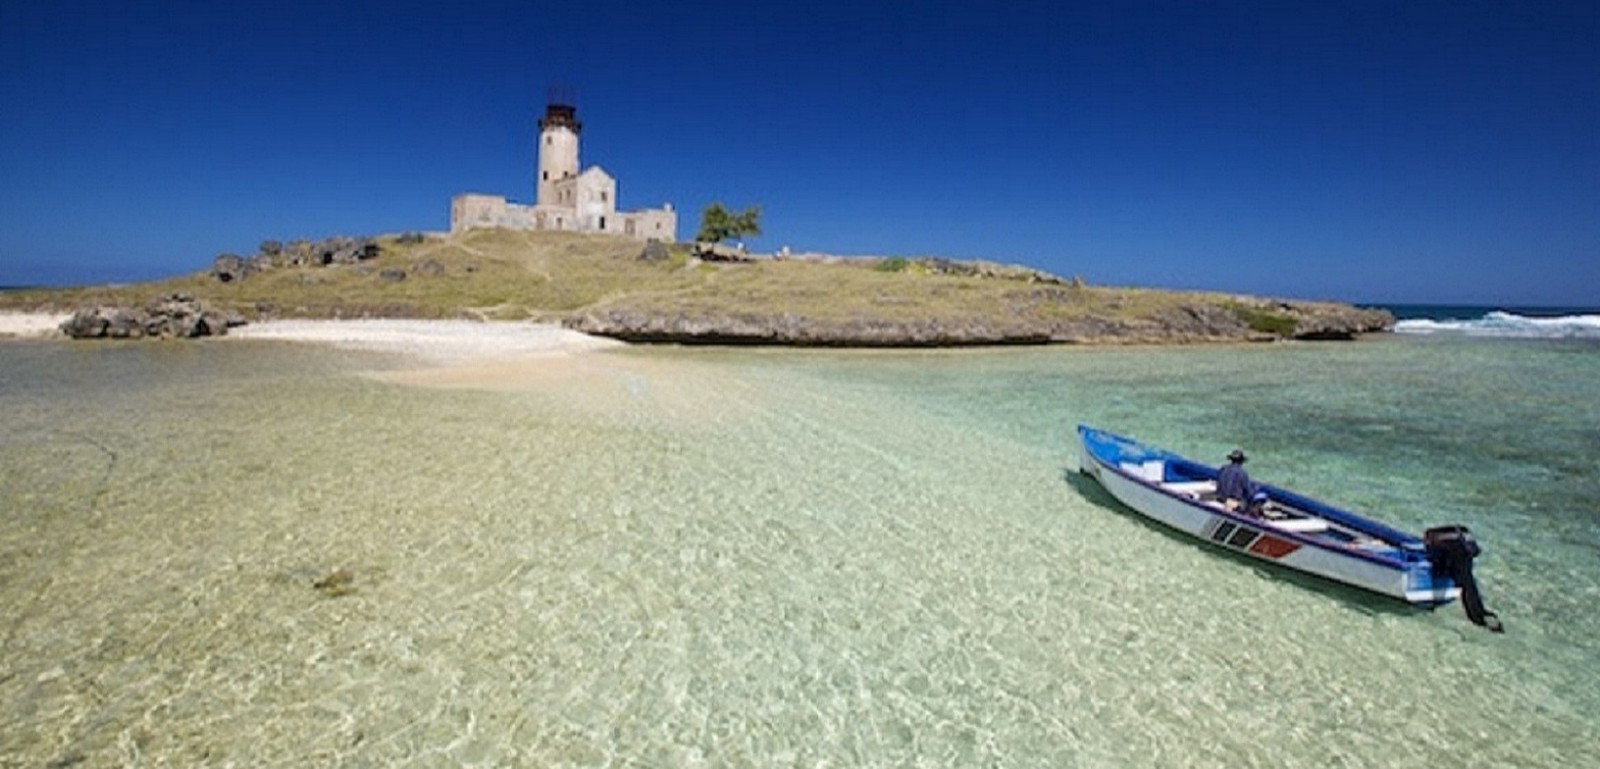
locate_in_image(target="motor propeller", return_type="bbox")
[1425,525,1503,632]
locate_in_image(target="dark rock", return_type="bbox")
[59,308,109,338]
[217,244,289,279]
[308,236,380,266]
[378,268,407,282]
[1277,302,1394,341]
[285,239,314,266]
[638,238,669,261]
[350,239,379,261]
[212,253,249,283]
[921,258,971,277]
[693,242,750,262]
[106,308,143,338]
[59,293,239,340]
[315,239,343,266]
[230,234,384,276]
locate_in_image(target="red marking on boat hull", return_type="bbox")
[1249,535,1301,559]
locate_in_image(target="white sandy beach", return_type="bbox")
[0,312,70,338]
[0,313,621,362]
[2,313,637,392]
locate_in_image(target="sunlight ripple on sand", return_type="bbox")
[229,319,624,363]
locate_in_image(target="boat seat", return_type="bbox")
[1120,460,1166,482]
[1163,480,1217,499]
[1267,518,1331,534]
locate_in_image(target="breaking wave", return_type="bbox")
[1393,311,1600,339]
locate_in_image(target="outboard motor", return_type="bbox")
[1424,525,1503,632]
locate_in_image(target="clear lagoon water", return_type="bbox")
[2,331,1598,767]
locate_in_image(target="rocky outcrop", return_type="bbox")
[1278,302,1395,340]
[60,293,245,340]
[914,258,1068,283]
[563,309,1190,347]
[565,309,1045,346]
[311,237,381,266]
[211,253,250,283]
[692,242,752,262]
[564,301,1393,347]
[212,236,380,282]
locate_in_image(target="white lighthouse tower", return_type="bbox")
[536,100,581,207]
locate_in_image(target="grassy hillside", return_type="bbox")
[3,230,681,320]
[1,229,1387,342]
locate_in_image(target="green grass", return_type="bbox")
[1225,302,1299,336]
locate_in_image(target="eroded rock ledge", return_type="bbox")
[565,301,1393,347]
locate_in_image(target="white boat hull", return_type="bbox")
[1078,435,1459,606]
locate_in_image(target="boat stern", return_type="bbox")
[1402,561,1462,607]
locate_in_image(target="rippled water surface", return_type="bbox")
[3,334,1598,767]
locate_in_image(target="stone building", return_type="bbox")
[450,101,677,241]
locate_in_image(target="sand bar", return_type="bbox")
[229,319,624,364]
[3,314,631,388]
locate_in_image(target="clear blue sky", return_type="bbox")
[2,1,1596,305]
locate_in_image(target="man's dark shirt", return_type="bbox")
[1218,462,1253,504]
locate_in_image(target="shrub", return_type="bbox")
[1229,304,1298,336]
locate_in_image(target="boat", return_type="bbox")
[1076,425,1501,629]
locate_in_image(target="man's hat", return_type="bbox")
[1228,449,1247,462]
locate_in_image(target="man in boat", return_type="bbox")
[1217,449,1262,515]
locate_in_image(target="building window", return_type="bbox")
[599,216,607,230]
[601,191,609,203]
[542,171,548,181]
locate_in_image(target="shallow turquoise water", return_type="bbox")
[2,334,1597,767]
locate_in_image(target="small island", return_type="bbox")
[0,227,1391,346]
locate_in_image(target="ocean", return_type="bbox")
[2,312,1598,767]
[1382,304,1600,339]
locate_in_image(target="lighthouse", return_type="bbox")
[449,94,676,241]
[536,101,581,207]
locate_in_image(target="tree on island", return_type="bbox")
[696,202,762,245]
